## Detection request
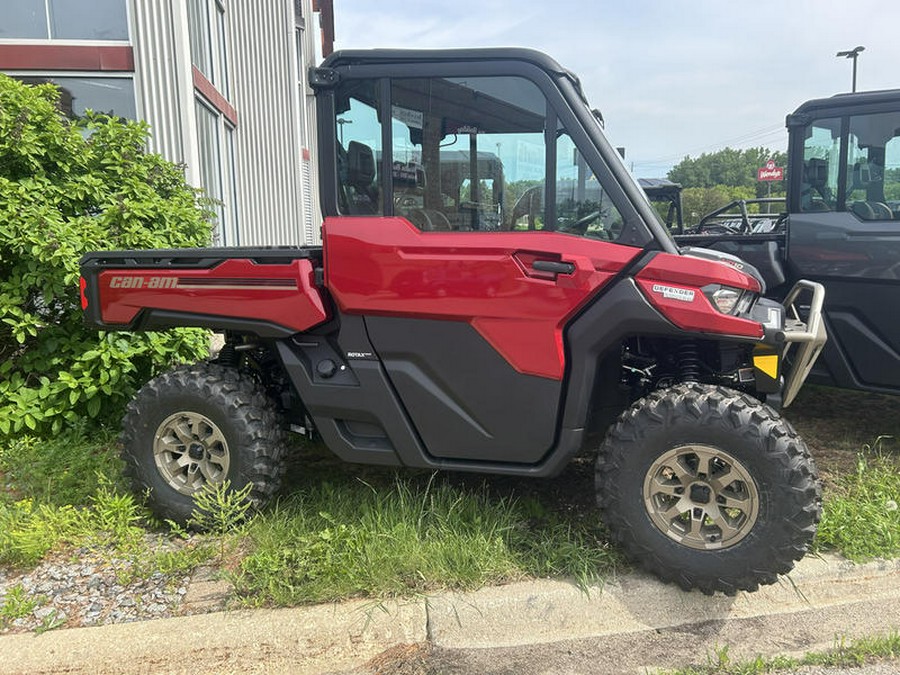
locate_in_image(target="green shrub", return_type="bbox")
[0,74,212,436]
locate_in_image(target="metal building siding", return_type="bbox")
[228,0,304,246]
[299,0,322,244]
[129,0,185,164]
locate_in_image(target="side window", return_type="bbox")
[391,76,547,231]
[334,80,383,215]
[846,111,900,221]
[556,133,623,239]
[800,118,840,212]
[334,73,635,240]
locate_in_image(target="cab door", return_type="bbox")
[320,64,649,463]
[788,108,900,393]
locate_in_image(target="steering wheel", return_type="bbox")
[871,202,893,220]
[563,211,601,234]
[850,201,876,220]
[510,185,542,230]
[409,208,452,231]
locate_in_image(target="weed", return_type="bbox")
[0,584,39,628]
[664,631,900,674]
[0,486,145,567]
[188,480,254,537]
[88,479,145,545]
[116,542,216,586]
[33,609,66,635]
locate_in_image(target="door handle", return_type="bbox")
[532,260,575,275]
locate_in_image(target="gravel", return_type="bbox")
[0,535,218,634]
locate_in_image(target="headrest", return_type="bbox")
[804,158,828,188]
[347,141,376,188]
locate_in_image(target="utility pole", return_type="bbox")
[836,46,865,92]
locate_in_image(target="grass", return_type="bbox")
[0,481,145,567]
[0,422,124,507]
[815,443,900,561]
[665,631,900,674]
[0,386,898,610]
[0,426,203,572]
[232,471,618,606]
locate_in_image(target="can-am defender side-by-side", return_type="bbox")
[674,89,900,398]
[80,49,825,594]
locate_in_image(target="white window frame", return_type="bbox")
[187,0,229,99]
[0,0,131,44]
[195,94,239,246]
[3,70,137,118]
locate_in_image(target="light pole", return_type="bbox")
[336,118,352,145]
[836,46,865,92]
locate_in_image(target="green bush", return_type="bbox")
[0,74,212,436]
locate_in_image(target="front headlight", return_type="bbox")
[703,285,755,315]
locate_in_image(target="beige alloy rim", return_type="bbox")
[153,411,230,495]
[643,444,759,550]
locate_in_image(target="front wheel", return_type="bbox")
[596,383,821,594]
[120,363,287,526]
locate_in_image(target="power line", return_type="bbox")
[642,123,786,165]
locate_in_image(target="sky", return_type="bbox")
[331,0,900,178]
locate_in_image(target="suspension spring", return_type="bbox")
[678,341,701,382]
[216,341,238,368]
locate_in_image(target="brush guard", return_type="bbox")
[780,280,827,407]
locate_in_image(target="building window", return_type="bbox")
[187,0,213,79]
[14,75,135,120]
[1,0,128,41]
[195,98,239,245]
[187,0,229,99]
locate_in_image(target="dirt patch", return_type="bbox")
[787,385,900,487]
[356,643,435,675]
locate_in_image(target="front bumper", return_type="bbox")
[747,280,827,407]
[779,280,827,407]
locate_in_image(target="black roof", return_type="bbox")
[638,178,681,190]
[638,178,682,199]
[323,47,568,73]
[320,48,587,102]
[792,88,900,116]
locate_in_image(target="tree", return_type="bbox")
[681,185,757,223]
[0,74,212,436]
[668,147,787,197]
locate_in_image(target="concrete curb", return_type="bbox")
[1,554,898,674]
[427,554,900,649]
[0,598,427,675]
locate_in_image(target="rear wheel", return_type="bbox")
[596,383,821,594]
[121,363,287,526]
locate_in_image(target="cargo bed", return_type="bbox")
[79,246,328,337]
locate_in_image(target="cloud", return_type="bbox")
[333,0,900,177]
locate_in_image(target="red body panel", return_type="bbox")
[323,217,642,379]
[97,258,329,332]
[635,253,764,338]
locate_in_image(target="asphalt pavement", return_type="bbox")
[2,553,898,674]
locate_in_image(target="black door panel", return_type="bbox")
[788,212,900,393]
[365,317,562,463]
